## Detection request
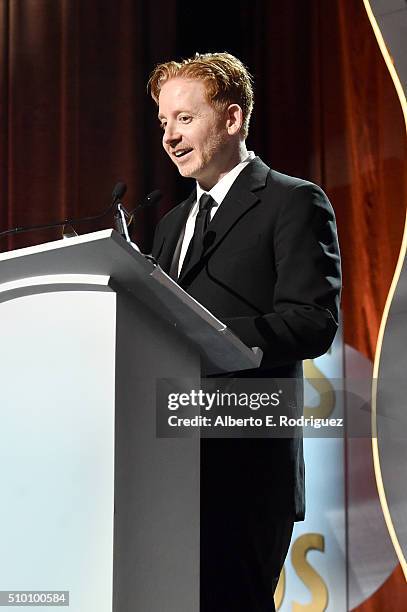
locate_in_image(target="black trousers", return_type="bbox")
[200,439,294,612]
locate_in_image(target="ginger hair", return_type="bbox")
[148,52,254,139]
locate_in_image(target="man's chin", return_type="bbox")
[177,164,198,179]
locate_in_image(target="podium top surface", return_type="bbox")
[0,230,262,375]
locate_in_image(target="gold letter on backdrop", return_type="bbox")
[291,533,329,611]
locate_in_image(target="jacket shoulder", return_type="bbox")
[250,158,327,199]
[268,168,321,192]
[265,168,333,212]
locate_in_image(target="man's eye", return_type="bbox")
[160,122,167,130]
[179,115,191,123]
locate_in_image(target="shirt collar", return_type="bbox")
[196,151,255,206]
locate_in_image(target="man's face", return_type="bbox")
[158,78,229,189]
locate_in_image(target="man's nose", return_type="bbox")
[163,123,181,146]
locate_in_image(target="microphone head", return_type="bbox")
[112,181,127,202]
[142,190,163,208]
[128,189,163,216]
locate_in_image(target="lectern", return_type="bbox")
[0,230,261,612]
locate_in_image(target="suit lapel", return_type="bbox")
[178,157,269,285]
[158,189,196,273]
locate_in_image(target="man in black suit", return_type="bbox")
[148,52,341,611]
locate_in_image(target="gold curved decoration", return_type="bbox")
[363,0,407,581]
[274,566,285,610]
[304,359,336,419]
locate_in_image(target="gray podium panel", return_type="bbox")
[113,287,200,612]
[0,284,116,611]
[0,231,261,611]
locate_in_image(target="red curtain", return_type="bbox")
[322,0,407,362]
[0,0,178,252]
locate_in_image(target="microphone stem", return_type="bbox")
[115,203,131,242]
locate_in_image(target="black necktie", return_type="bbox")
[179,193,215,277]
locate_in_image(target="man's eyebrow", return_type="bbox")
[158,110,196,120]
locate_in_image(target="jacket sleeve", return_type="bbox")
[222,183,342,366]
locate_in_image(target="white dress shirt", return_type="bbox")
[177,151,256,275]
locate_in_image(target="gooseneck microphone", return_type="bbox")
[0,182,161,244]
[114,188,162,240]
[130,189,162,214]
[0,181,128,242]
[111,181,127,203]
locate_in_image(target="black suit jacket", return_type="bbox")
[152,156,341,520]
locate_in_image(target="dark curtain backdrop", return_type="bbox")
[1,1,406,609]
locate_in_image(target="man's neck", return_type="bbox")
[198,141,249,191]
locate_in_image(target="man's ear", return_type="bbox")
[226,104,243,135]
